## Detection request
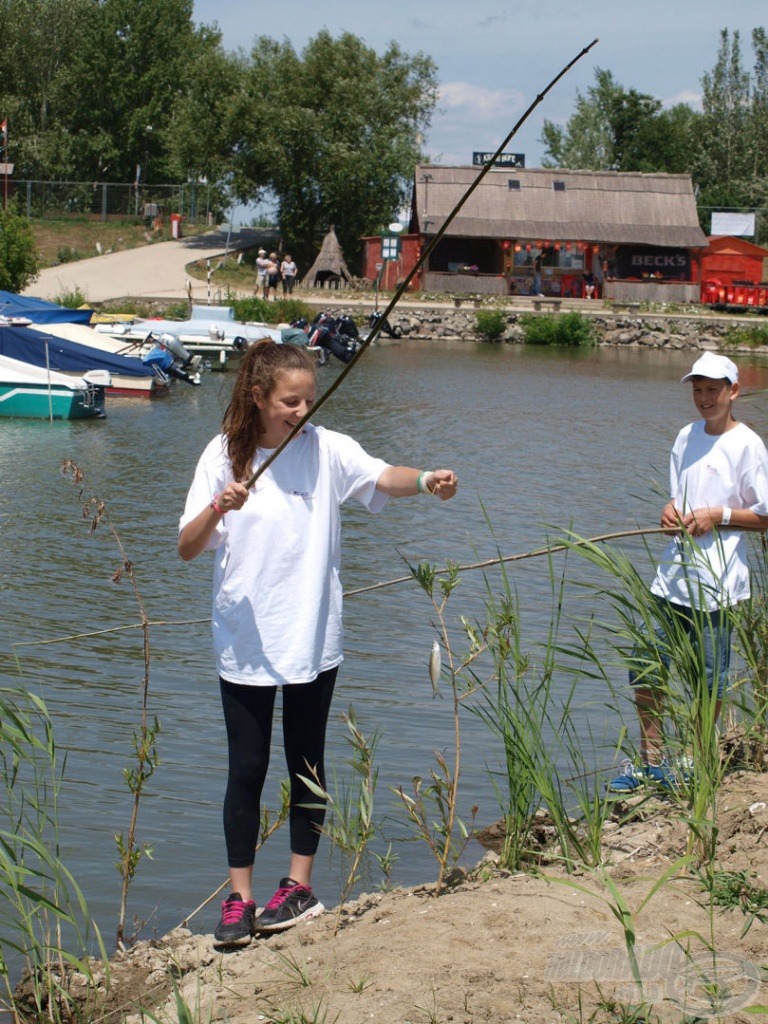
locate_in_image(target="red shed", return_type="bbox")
[699,235,768,286]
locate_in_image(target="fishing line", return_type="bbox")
[243,37,599,491]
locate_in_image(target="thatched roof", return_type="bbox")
[411,166,708,249]
[302,226,353,284]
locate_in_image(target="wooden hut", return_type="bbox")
[374,166,707,302]
[302,226,354,289]
[698,235,768,287]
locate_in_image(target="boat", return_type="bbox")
[94,305,282,369]
[0,290,93,326]
[0,353,107,419]
[0,323,171,398]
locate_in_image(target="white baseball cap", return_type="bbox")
[680,352,738,384]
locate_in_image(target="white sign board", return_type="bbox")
[711,211,756,237]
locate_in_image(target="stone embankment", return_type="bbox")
[321,301,768,354]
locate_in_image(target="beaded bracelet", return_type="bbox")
[417,471,435,495]
[210,495,225,515]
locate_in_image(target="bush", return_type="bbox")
[231,296,314,325]
[0,202,40,291]
[474,308,507,342]
[723,324,768,349]
[54,286,88,308]
[519,311,596,346]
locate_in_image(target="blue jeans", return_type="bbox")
[628,597,732,699]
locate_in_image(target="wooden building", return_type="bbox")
[698,235,768,287]
[362,166,708,303]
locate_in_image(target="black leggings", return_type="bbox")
[219,668,337,868]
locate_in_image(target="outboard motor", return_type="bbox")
[160,333,194,368]
[142,333,202,386]
[308,313,358,365]
[368,310,403,338]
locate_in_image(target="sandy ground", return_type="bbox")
[17,769,768,1024]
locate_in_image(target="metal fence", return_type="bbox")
[7,179,216,224]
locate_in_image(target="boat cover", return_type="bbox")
[0,325,156,378]
[0,291,93,325]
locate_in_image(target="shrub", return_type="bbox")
[723,324,768,349]
[519,311,596,346]
[474,308,507,342]
[231,296,314,325]
[0,202,40,291]
[54,286,88,308]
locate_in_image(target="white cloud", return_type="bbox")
[438,81,526,122]
[663,89,702,111]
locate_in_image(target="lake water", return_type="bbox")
[2,339,768,954]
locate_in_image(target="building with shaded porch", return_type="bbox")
[362,166,708,303]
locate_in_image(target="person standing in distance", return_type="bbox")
[280,254,298,295]
[178,341,458,945]
[609,352,768,792]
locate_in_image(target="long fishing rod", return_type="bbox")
[243,37,599,491]
[15,522,668,648]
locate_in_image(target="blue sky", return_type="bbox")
[191,1,766,220]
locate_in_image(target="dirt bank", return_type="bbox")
[17,770,768,1024]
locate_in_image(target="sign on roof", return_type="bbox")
[472,152,525,167]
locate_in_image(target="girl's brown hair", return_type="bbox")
[222,340,315,481]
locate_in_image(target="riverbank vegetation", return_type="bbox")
[4,502,768,1021]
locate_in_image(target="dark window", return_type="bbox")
[553,181,566,192]
[508,179,521,191]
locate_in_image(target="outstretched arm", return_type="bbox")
[376,467,458,501]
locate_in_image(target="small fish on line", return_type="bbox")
[429,640,441,692]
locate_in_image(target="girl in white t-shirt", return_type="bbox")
[179,340,457,945]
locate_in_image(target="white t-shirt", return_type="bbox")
[180,424,389,685]
[651,420,768,610]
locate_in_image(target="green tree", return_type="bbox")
[228,31,438,272]
[0,203,39,291]
[540,67,696,174]
[693,28,752,206]
[0,0,95,178]
[0,0,227,182]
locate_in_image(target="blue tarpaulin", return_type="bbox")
[0,291,93,326]
[0,325,157,378]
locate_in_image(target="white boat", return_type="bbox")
[94,305,282,363]
[0,353,107,419]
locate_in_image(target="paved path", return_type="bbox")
[23,228,262,304]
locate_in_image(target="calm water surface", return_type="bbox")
[2,340,768,950]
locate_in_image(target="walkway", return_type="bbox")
[23,227,261,305]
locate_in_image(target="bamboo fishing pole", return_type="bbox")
[243,37,599,491]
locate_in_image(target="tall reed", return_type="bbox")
[61,460,158,947]
[0,684,107,1022]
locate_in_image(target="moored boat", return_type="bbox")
[0,323,170,398]
[0,353,107,419]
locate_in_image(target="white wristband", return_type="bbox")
[721,506,732,526]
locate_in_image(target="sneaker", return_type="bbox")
[254,877,324,933]
[214,892,256,946]
[608,759,678,793]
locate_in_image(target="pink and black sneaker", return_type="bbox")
[254,877,324,932]
[214,892,256,946]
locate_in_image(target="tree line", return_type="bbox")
[0,0,437,272]
[541,28,768,241]
[1,6,767,272]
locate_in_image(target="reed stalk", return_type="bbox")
[0,684,107,1023]
[61,460,158,948]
